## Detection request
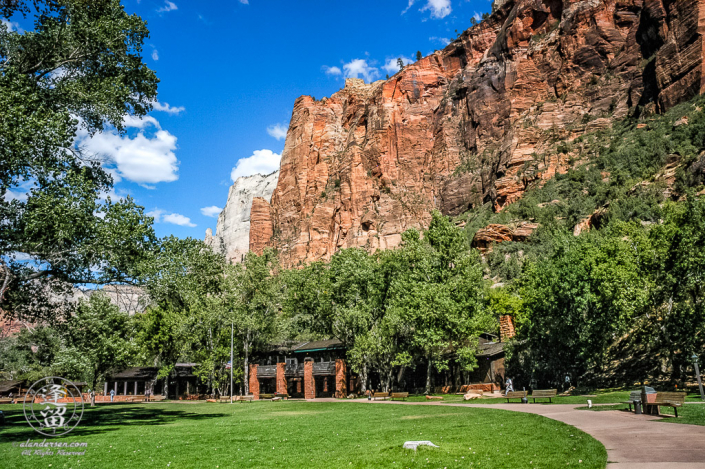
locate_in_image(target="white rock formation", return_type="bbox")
[205,171,279,263]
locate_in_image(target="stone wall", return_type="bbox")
[499,315,516,341]
[335,359,347,398]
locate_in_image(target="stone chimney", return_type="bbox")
[499,315,516,342]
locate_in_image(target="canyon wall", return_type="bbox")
[250,0,705,267]
[206,171,279,263]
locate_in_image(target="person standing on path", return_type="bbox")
[110,388,115,402]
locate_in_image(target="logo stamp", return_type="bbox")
[23,377,84,437]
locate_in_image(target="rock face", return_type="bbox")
[206,171,279,263]
[250,0,705,267]
[472,222,538,252]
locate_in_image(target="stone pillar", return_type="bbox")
[114,382,118,395]
[104,382,108,395]
[134,381,138,395]
[123,381,128,396]
[296,380,302,393]
[304,359,315,400]
[323,377,328,393]
[499,315,516,341]
[276,362,287,395]
[249,364,260,399]
[335,359,347,398]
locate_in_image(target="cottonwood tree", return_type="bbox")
[0,0,159,321]
[218,249,281,395]
[388,212,492,394]
[54,293,137,392]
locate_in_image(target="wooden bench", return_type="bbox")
[149,395,166,402]
[531,389,557,403]
[505,391,527,403]
[372,392,390,400]
[391,392,409,401]
[0,398,13,405]
[126,395,145,403]
[646,392,686,418]
[274,393,290,400]
[623,391,642,412]
[259,393,275,400]
[236,395,254,403]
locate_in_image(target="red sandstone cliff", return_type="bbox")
[251,0,705,267]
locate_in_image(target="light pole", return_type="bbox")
[230,321,234,404]
[693,354,705,401]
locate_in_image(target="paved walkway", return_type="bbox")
[332,399,705,468]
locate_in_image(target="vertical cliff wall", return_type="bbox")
[247,0,704,267]
[205,171,279,263]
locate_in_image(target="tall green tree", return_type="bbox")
[388,212,492,393]
[54,293,136,391]
[0,0,159,320]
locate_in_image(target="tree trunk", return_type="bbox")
[360,363,368,393]
[425,355,433,395]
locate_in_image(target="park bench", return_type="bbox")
[645,391,686,418]
[274,393,289,400]
[259,393,275,400]
[236,395,254,403]
[0,398,13,405]
[126,395,145,403]
[373,392,390,400]
[530,389,557,403]
[150,395,166,402]
[504,391,527,403]
[623,391,642,412]
[391,392,409,401]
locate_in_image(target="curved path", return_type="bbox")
[335,399,705,468]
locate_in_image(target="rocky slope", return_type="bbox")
[206,171,279,263]
[249,0,704,267]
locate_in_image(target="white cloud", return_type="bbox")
[157,1,178,13]
[472,12,481,22]
[1,18,22,33]
[152,49,159,61]
[152,101,185,115]
[383,56,414,75]
[343,59,380,83]
[76,117,180,186]
[231,149,281,182]
[421,0,451,19]
[430,36,451,46]
[200,206,223,218]
[3,189,28,203]
[239,0,249,3]
[401,0,415,14]
[163,213,196,227]
[267,123,288,141]
[323,65,342,76]
[147,209,196,227]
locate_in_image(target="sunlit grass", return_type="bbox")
[0,401,606,468]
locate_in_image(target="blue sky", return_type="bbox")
[26,0,494,239]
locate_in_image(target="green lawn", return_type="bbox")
[0,401,606,468]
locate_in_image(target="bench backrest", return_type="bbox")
[627,391,641,401]
[374,392,390,397]
[532,389,557,397]
[391,392,409,397]
[506,391,527,398]
[655,392,686,405]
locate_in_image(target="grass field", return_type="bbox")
[0,401,606,468]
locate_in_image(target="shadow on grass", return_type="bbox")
[0,403,228,438]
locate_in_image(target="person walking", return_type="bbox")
[110,388,115,402]
[90,389,96,407]
[505,377,514,396]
